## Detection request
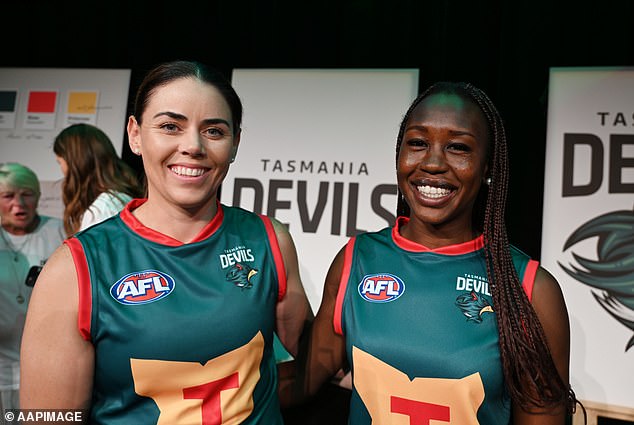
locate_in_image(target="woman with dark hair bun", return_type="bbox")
[21,60,311,424]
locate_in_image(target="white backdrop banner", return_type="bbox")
[541,67,634,408]
[0,68,131,218]
[223,69,419,311]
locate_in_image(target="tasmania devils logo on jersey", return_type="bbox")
[110,270,175,305]
[358,273,405,303]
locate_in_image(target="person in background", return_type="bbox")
[0,163,65,420]
[53,123,144,237]
[20,60,312,424]
[295,82,580,424]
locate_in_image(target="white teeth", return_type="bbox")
[417,185,451,198]
[171,166,205,177]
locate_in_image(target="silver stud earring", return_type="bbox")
[485,177,492,186]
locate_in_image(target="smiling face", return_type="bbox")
[397,92,490,239]
[127,77,240,216]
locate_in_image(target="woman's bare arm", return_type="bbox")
[512,266,571,425]
[20,243,94,409]
[279,245,348,406]
[271,217,313,358]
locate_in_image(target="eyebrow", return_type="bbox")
[0,190,36,196]
[152,112,231,128]
[202,118,231,128]
[153,111,186,121]
[405,124,477,138]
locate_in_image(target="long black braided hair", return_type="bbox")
[395,82,579,415]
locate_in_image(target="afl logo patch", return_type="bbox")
[358,274,405,303]
[110,270,175,305]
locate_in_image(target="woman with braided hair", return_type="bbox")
[292,82,579,424]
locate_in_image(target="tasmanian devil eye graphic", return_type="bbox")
[558,207,634,351]
[455,291,493,324]
[226,263,258,289]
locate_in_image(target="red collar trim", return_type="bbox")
[120,198,224,246]
[392,216,484,255]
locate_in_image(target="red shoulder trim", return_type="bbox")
[334,237,356,335]
[65,238,91,341]
[260,215,286,302]
[522,259,539,302]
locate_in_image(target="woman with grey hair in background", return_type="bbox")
[0,162,64,420]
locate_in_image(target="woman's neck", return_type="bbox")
[399,216,478,250]
[132,199,218,243]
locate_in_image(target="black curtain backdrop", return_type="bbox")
[4,0,632,259]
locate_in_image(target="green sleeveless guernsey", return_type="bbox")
[334,217,538,425]
[66,199,287,424]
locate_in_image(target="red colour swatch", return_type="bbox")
[27,91,57,113]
